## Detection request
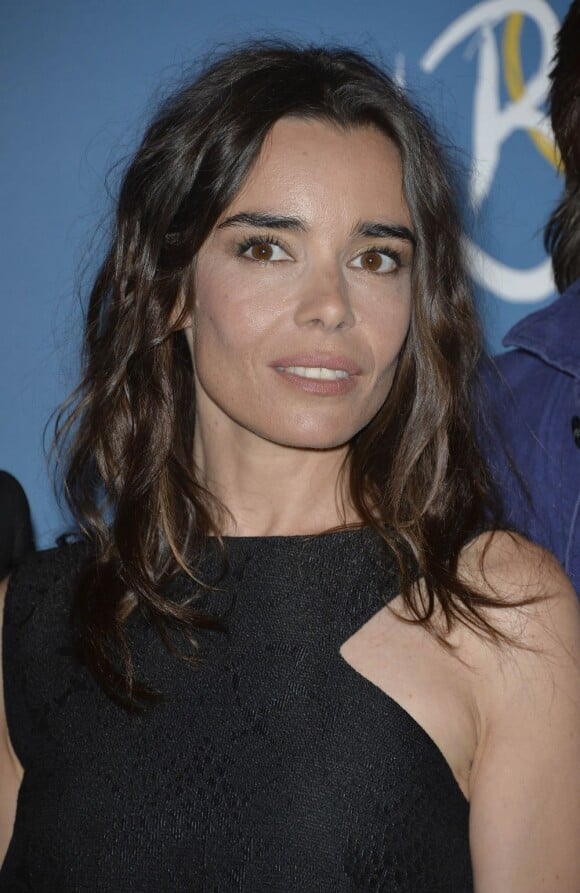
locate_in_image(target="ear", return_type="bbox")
[170,284,191,326]
[170,288,194,353]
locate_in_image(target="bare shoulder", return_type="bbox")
[459,529,579,650]
[458,533,580,891]
[461,528,572,593]
[457,529,580,730]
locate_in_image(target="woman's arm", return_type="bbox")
[0,577,23,865]
[467,535,580,892]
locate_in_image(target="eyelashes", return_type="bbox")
[235,234,404,272]
[350,245,402,273]
[236,234,290,262]
[236,234,283,253]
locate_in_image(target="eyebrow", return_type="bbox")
[217,211,416,246]
[217,212,307,231]
[352,221,416,246]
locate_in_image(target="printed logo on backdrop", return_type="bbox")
[420,0,561,303]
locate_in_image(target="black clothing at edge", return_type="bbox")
[1,530,473,891]
[0,471,35,579]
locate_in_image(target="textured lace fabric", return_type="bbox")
[1,531,473,892]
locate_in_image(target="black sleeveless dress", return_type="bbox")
[1,531,473,891]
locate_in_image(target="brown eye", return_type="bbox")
[360,251,383,270]
[350,249,398,274]
[250,243,274,261]
[240,240,289,262]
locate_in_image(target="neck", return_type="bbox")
[193,418,356,537]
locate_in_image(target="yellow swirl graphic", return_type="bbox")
[503,12,560,169]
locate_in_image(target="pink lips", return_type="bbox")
[269,354,362,396]
[270,354,362,375]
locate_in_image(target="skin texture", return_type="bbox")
[1,121,579,889]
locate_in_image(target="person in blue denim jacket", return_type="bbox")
[482,0,580,593]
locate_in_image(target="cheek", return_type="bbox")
[193,284,248,365]
[193,265,282,352]
[372,291,412,374]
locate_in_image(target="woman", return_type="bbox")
[1,43,578,891]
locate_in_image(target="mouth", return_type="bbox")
[270,357,359,396]
[270,354,362,375]
[275,365,350,381]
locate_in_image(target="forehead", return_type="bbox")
[222,117,411,229]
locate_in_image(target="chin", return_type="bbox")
[287,407,377,447]
[261,418,362,452]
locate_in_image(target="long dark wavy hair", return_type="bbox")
[56,42,505,706]
[545,0,580,291]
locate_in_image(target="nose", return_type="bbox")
[293,264,355,331]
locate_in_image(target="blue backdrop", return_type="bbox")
[1,0,570,548]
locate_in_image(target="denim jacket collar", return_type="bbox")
[502,278,580,379]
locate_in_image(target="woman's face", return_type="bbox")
[190,117,414,452]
